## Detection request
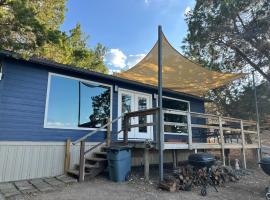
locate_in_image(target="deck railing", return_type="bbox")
[70,108,260,181]
[188,112,260,168]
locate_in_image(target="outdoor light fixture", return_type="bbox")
[114,85,118,92]
[0,61,3,80]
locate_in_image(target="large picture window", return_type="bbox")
[45,74,111,129]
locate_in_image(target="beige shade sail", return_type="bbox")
[115,32,245,97]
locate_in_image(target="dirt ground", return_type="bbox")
[24,131,270,200]
[24,166,269,200]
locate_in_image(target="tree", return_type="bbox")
[0,0,60,54]
[214,81,270,121]
[0,0,108,73]
[40,24,108,73]
[183,0,270,82]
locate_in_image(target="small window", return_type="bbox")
[45,74,111,129]
[163,98,189,111]
[163,97,189,134]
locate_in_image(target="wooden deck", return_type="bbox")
[164,142,259,150]
[120,108,260,152]
[72,108,261,180]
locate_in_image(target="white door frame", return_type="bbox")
[118,88,153,141]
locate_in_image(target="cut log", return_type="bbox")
[159,181,177,192]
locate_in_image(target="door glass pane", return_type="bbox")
[138,97,147,132]
[121,94,132,131]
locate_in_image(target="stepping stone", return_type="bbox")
[7,194,24,200]
[20,188,38,195]
[2,190,21,198]
[14,181,33,191]
[29,179,54,192]
[43,178,65,188]
[29,179,44,185]
[56,175,77,184]
[14,181,38,194]
[0,183,20,198]
[0,183,16,191]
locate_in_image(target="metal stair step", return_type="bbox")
[74,164,99,170]
[94,152,107,157]
[100,146,110,152]
[86,157,107,162]
[85,164,99,169]
[67,169,91,178]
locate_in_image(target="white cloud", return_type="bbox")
[184,6,191,16]
[126,54,146,69]
[105,48,146,71]
[144,0,151,5]
[105,49,127,68]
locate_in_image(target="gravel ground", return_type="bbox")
[25,166,270,200]
[24,130,270,200]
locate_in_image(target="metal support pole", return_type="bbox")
[158,25,164,182]
[240,120,247,169]
[219,117,225,166]
[252,71,261,161]
[172,150,177,169]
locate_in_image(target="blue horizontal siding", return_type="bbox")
[0,60,109,142]
[0,58,205,142]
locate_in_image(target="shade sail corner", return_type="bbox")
[115,31,245,97]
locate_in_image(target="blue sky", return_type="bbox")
[61,0,195,73]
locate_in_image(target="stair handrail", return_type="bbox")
[73,114,124,145]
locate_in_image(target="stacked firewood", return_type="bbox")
[159,162,240,192]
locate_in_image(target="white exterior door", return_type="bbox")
[118,89,153,140]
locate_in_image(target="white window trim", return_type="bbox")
[161,96,190,135]
[117,88,153,140]
[44,72,113,131]
[156,95,191,112]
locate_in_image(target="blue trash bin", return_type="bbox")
[107,146,131,182]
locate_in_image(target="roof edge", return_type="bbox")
[0,50,205,101]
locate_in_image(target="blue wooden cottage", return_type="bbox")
[0,50,206,182]
[0,38,260,182]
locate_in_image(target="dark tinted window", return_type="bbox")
[163,98,188,111]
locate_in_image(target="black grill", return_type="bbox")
[259,156,270,200]
[188,153,217,196]
[188,153,215,168]
[260,157,270,176]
